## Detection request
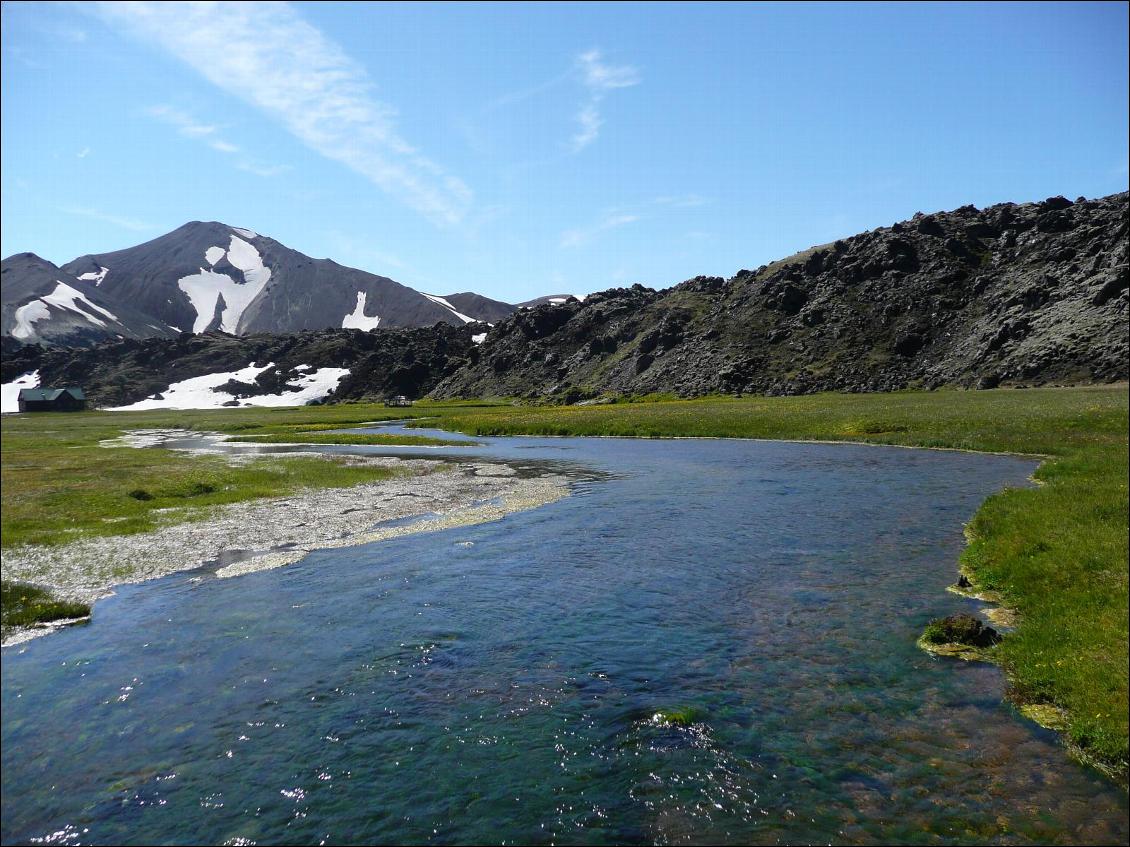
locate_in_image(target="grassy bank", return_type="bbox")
[1,386,1126,780]
[1,582,90,630]
[0,404,475,551]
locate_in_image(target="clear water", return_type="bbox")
[2,434,1127,845]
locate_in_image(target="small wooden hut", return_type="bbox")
[17,387,87,412]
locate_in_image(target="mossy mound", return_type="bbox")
[919,613,1002,661]
[922,613,1001,647]
[1020,703,1070,731]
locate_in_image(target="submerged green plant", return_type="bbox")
[652,706,705,727]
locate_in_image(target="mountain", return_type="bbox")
[1,253,179,347]
[4,192,1125,406]
[433,192,1128,399]
[2,222,516,346]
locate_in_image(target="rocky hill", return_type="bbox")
[434,192,1128,399]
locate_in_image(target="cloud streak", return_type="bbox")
[559,195,708,248]
[60,205,155,232]
[148,104,294,176]
[571,49,639,152]
[98,2,471,225]
[149,104,241,154]
[560,212,640,248]
[148,104,219,139]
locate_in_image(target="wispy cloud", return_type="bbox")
[652,194,708,209]
[571,49,639,153]
[236,161,292,178]
[147,104,298,177]
[559,195,708,248]
[76,147,91,159]
[97,2,471,225]
[55,24,88,44]
[59,205,154,232]
[148,104,218,139]
[486,70,572,112]
[560,212,640,248]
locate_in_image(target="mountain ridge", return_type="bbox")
[2,222,517,346]
[3,192,1126,407]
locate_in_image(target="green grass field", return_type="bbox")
[1,384,1126,780]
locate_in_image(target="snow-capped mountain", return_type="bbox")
[2,222,517,346]
[1,253,179,347]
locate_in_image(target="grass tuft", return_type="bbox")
[1,581,90,630]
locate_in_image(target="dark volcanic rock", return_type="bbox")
[2,324,478,408]
[433,192,1129,399]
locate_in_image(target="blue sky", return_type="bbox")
[2,1,1127,303]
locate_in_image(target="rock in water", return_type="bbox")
[924,613,1002,648]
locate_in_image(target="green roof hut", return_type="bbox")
[17,387,87,412]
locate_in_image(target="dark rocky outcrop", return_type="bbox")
[2,324,479,408]
[433,192,1128,399]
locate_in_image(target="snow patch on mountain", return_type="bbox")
[77,266,109,285]
[44,281,119,325]
[204,246,225,266]
[422,293,477,324]
[178,269,238,333]
[232,227,258,239]
[177,237,271,333]
[1,370,39,414]
[11,281,121,340]
[11,300,50,341]
[226,236,268,282]
[547,295,588,305]
[342,291,381,330]
[472,332,487,344]
[107,362,350,411]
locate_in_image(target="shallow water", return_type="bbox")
[3,434,1127,845]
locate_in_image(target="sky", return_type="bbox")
[2,1,1127,303]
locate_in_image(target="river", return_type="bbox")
[2,429,1126,844]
